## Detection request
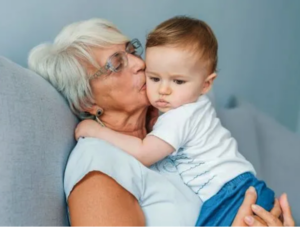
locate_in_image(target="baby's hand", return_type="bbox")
[75,119,102,140]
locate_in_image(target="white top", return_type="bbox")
[149,95,256,202]
[64,138,201,226]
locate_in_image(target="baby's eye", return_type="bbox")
[150,77,160,82]
[174,80,186,85]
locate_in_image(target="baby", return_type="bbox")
[76,16,274,226]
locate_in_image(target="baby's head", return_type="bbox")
[145,16,218,112]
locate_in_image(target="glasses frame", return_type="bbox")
[90,38,143,80]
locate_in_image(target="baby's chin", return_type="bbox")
[154,105,173,113]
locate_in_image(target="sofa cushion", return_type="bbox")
[0,56,78,225]
[232,98,300,224]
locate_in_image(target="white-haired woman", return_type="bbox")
[28,18,294,226]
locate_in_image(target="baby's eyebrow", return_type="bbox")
[169,74,187,78]
[145,71,160,76]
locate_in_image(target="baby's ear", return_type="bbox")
[201,73,217,94]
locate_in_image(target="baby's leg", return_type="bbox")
[195,172,274,226]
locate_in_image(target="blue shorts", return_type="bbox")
[195,172,275,226]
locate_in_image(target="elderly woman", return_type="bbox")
[28,18,294,226]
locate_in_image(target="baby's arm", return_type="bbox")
[75,119,174,166]
[98,128,174,166]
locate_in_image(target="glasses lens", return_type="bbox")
[126,39,143,56]
[109,52,128,72]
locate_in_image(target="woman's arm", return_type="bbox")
[68,171,145,226]
[75,120,174,166]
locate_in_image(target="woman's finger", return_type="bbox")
[251,204,283,226]
[244,215,267,226]
[232,186,257,226]
[280,193,295,226]
[271,198,282,218]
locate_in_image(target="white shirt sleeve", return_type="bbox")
[148,107,193,152]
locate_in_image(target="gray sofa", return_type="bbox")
[0,56,299,225]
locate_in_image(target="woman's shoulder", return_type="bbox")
[64,137,144,200]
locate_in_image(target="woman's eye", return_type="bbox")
[174,80,185,85]
[127,45,136,55]
[130,50,137,55]
[114,61,121,69]
[113,61,123,71]
[150,77,160,82]
[112,57,124,72]
[115,64,122,71]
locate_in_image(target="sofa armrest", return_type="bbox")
[254,108,300,223]
[233,98,300,224]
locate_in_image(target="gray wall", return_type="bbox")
[0,0,299,132]
[297,110,300,135]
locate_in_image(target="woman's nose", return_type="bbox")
[129,54,145,74]
[159,83,171,95]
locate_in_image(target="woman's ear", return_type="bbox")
[201,73,217,95]
[83,104,102,116]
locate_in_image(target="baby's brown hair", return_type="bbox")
[146,16,218,74]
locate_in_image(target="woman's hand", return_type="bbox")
[232,187,295,226]
[244,193,295,226]
[75,119,103,140]
[232,186,260,226]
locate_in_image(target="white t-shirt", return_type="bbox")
[149,95,256,202]
[64,138,202,226]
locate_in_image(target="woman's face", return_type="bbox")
[88,43,149,115]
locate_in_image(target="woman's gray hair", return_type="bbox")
[28,18,129,119]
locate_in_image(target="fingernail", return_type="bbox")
[245,216,254,225]
[247,186,256,194]
[284,193,289,202]
[252,204,260,211]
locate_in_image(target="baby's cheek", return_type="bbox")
[146,87,155,102]
[172,95,187,107]
[174,92,197,106]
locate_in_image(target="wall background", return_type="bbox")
[0,0,299,132]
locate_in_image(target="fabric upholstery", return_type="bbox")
[0,56,78,225]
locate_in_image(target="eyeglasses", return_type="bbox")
[90,38,143,79]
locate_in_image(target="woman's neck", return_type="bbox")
[100,107,148,139]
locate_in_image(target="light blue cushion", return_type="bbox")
[236,99,300,224]
[0,56,78,225]
[221,97,300,224]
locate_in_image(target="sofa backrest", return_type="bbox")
[0,56,78,225]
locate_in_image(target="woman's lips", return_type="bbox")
[140,83,146,91]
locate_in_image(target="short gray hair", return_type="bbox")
[28,18,129,119]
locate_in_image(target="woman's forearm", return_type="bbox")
[68,171,145,226]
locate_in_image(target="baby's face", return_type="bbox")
[145,46,206,112]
